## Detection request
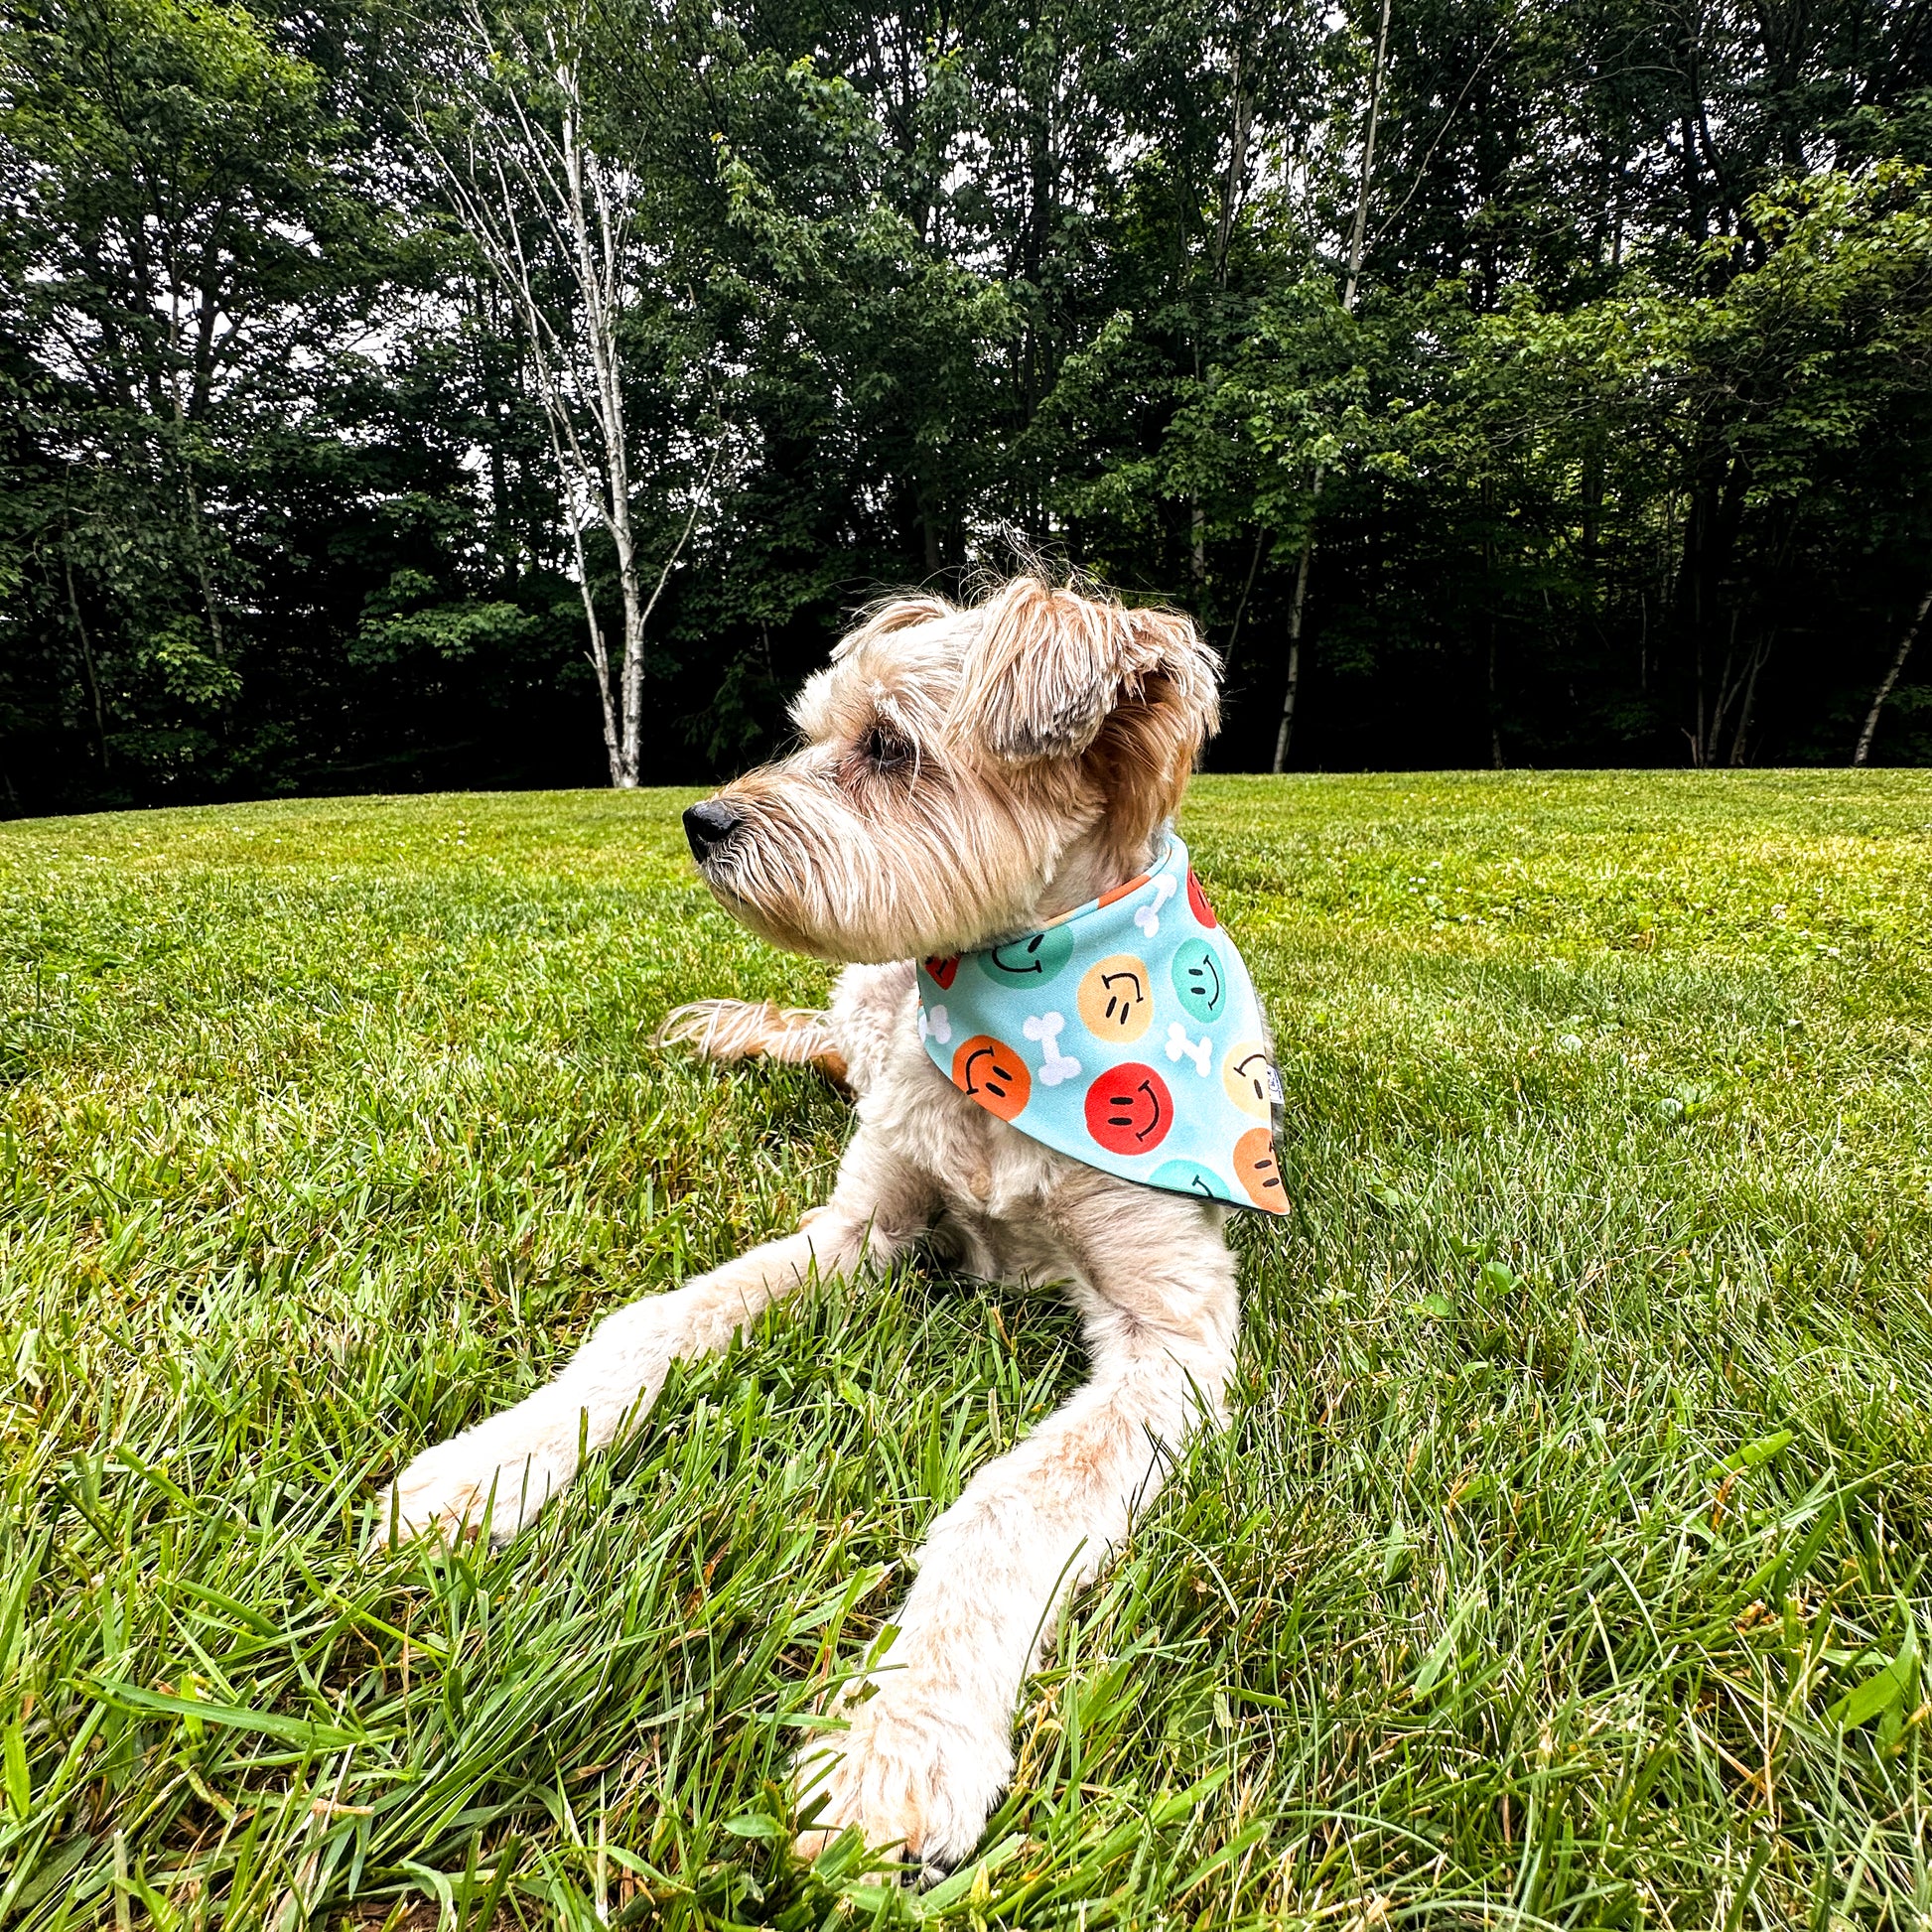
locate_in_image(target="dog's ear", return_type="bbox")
[952,577,1216,766]
[1084,604,1221,848]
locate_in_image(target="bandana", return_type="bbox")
[915,833,1287,1214]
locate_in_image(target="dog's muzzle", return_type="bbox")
[683,797,744,866]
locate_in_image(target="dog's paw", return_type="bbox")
[793,1686,1011,1881]
[368,1414,569,1554]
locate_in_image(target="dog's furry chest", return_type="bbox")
[825,961,1215,1288]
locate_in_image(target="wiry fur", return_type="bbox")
[373,575,1242,1878]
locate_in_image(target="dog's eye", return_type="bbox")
[860,725,914,772]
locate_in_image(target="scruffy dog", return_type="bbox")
[377,575,1255,1875]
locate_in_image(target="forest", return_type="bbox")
[2,0,1930,812]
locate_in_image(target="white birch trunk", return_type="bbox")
[420,3,715,789]
[1854,587,1931,766]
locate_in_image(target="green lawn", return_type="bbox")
[3,772,1931,1930]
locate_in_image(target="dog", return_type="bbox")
[376,574,1267,1875]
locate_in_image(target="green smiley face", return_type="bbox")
[979,925,1074,986]
[1172,936,1227,1023]
[1151,1159,1234,1202]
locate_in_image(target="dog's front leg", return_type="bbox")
[374,1130,934,1550]
[796,1208,1238,1876]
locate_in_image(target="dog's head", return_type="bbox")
[683,576,1220,962]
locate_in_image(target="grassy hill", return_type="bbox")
[2,772,1930,1927]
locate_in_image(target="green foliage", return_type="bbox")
[1,774,1931,1921]
[2,0,1931,807]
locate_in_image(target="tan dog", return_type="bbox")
[377,576,1245,1874]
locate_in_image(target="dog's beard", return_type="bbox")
[699,777,1062,966]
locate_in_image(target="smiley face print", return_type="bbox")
[1171,936,1227,1025]
[1084,1062,1174,1155]
[911,833,1284,1213]
[1221,1040,1275,1120]
[1151,1159,1234,1203]
[1076,953,1154,1042]
[1233,1126,1286,1210]
[952,1035,1032,1121]
[978,925,1073,987]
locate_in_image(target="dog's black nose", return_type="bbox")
[683,798,743,863]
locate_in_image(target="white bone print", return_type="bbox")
[1134,874,1178,939]
[1022,1011,1082,1086]
[920,1004,951,1045]
[1165,1021,1212,1076]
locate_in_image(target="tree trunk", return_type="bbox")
[1212,50,1251,287]
[1273,505,1318,771]
[180,460,227,664]
[1271,0,1389,773]
[1487,633,1502,767]
[1854,585,1932,765]
[63,546,110,773]
[1222,528,1264,678]
[428,4,723,793]
[156,225,229,672]
[558,84,647,787]
[1725,634,1770,765]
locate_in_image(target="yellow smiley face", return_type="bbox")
[1076,953,1154,1043]
[1222,1041,1275,1120]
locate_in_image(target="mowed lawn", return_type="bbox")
[2,773,1931,1930]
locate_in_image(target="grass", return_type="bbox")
[1,769,1930,1929]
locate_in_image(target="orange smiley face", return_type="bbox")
[1221,1041,1275,1120]
[1233,1127,1287,1211]
[952,1035,1032,1121]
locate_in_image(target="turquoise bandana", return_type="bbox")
[915,833,1287,1215]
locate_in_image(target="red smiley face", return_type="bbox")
[923,955,960,990]
[1084,1062,1174,1155]
[953,1035,1032,1121]
[1186,871,1217,928]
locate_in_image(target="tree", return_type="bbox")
[0,0,365,792]
[2,0,1929,812]
[414,0,724,788]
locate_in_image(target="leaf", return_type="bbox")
[3,1722,29,1819]
[721,1811,783,1839]
[1733,1430,1794,1468]
[1414,1293,1454,1318]
[1381,1522,1414,1584]
[87,1680,369,1749]
[1827,1648,1917,1729]
[914,1834,1027,1916]
[1414,1627,1457,1696]
[1712,1430,1795,1481]
[1415,1589,1484,1697]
